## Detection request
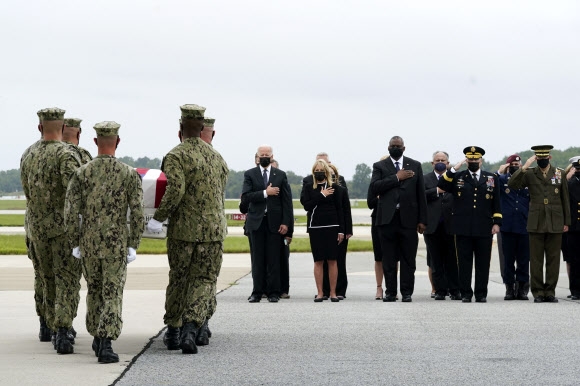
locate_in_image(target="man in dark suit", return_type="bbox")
[438,146,502,303]
[566,157,580,300]
[423,151,461,300]
[242,145,294,303]
[302,152,351,300]
[370,136,427,302]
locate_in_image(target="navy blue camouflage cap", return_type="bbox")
[38,107,66,121]
[64,118,82,132]
[93,121,120,137]
[180,104,205,120]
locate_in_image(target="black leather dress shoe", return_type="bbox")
[268,295,279,303]
[533,296,544,303]
[434,293,445,300]
[449,293,462,300]
[475,297,487,303]
[383,295,397,302]
[462,297,472,303]
[402,295,412,302]
[544,295,558,303]
[571,295,580,300]
[248,295,261,303]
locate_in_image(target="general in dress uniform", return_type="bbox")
[438,146,502,302]
[508,145,571,303]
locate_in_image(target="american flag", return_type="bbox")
[135,168,167,208]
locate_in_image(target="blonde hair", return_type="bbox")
[328,164,341,186]
[311,159,334,188]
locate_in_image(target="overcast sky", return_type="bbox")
[1,0,579,179]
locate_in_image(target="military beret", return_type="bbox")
[93,121,120,137]
[531,145,553,157]
[506,154,520,164]
[64,118,82,132]
[463,146,485,159]
[38,107,66,121]
[203,117,215,127]
[180,104,205,120]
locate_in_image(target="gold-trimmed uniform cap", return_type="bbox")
[93,121,120,137]
[203,117,215,127]
[38,107,65,121]
[463,146,485,159]
[531,145,553,157]
[64,118,82,132]
[180,104,205,120]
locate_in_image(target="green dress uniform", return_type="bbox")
[508,165,571,299]
[154,135,228,329]
[65,153,144,340]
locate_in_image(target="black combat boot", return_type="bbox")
[38,317,51,342]
[206,323,212,338]
[516,281,529,300]
[180,322,198,354]
[92,337,101,357]
[163,326,181,350]
[504,283,515,300]
[69,326,77,338]
[98,338,119,364]
[56,327,74,354]
[195,320,210,346]
[66,329,75,344]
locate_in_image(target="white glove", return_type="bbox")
[72,247,81,259]
[147,218,164,234]
[127,247,137,264]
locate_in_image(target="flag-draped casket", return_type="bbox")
[135,168,167,239]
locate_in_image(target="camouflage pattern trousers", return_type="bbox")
[82,254,127,340]
[26,236,44,319]
[164,239,223,328]
[32,234,82,331]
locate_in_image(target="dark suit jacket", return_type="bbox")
[370,156,428,229]
[242,166,293,234]
[569,176,580,232]
[438,169,502,237]
[423,171,453,234]
[300,181,345,233]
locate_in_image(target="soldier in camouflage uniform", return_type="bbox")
[147,104,228,355]
[63,118,93,164]
[20,107,82,354]
[65,121,144,364]
[21,111,50,342]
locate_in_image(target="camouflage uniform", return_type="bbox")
[65,153,144,340]
[20,139,45,320]
[154,137,228,328]
[20,139,82,331]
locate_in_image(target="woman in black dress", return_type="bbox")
[300,159,345,302]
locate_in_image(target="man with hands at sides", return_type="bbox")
[65,121,144,363]
[438,146,502,303]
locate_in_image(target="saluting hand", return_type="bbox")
[453,159,466,171]
[498,163,510,174]
[522,155,536,170]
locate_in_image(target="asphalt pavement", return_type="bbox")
[1,229,578,386]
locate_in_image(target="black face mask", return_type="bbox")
[259,157,271,167]
[467,162,479,172]
[537,158,549,169]
[509,166,519,175]
[314,172,326,182]
[388,147,404,159]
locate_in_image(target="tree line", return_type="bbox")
[3,148,579,199]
